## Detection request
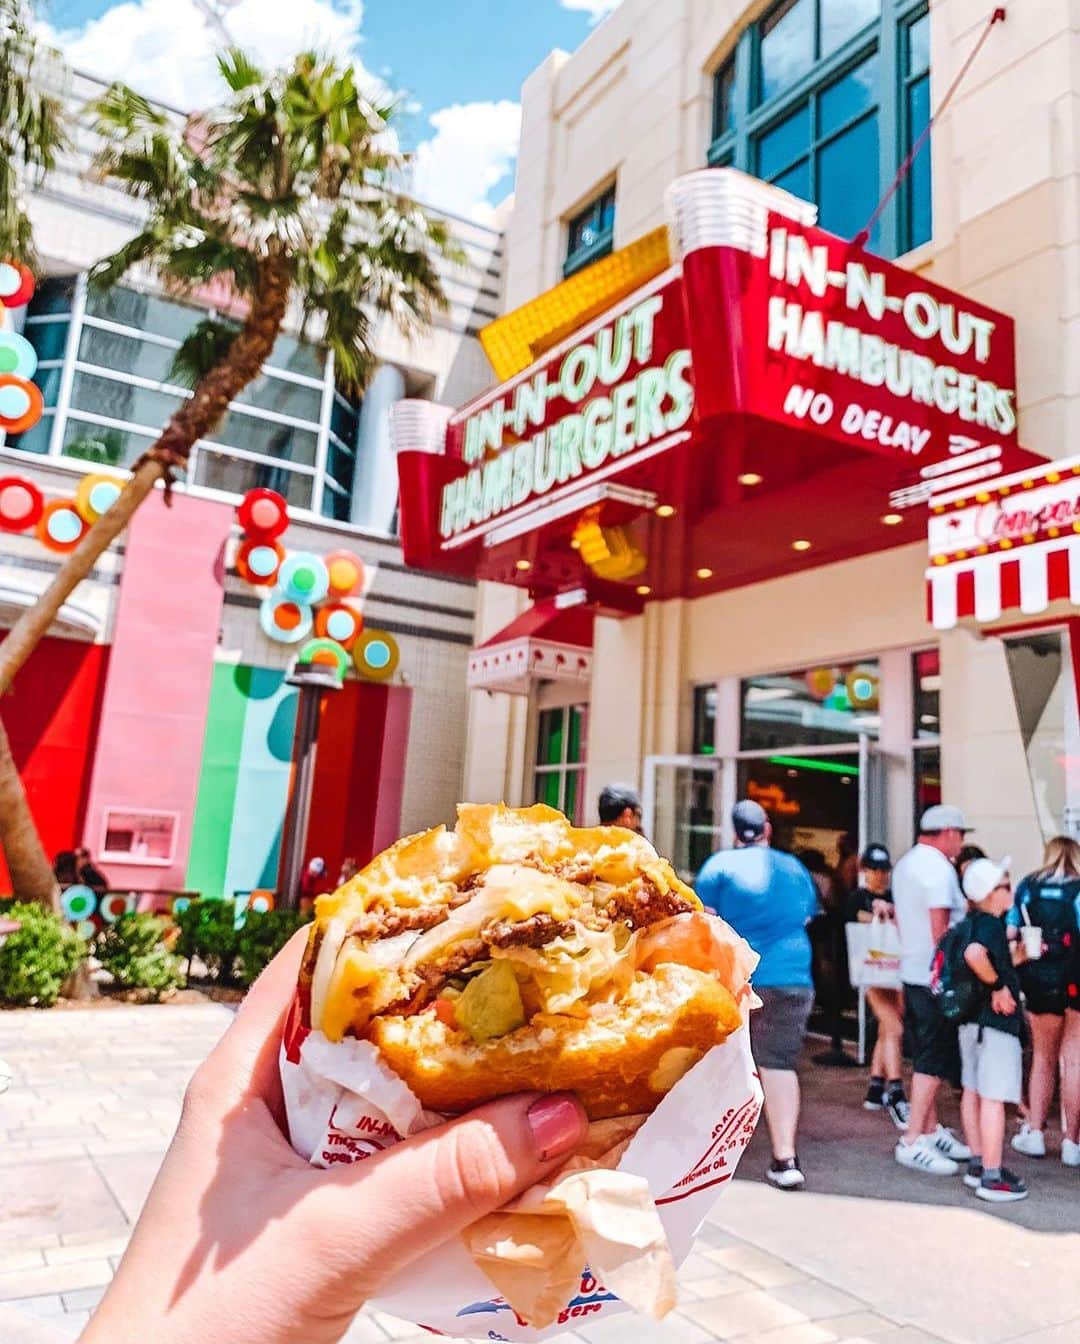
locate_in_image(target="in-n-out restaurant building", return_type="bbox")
[393,0,1080,883]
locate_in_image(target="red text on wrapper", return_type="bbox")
[318,1103,398,1165]
[657,1097,760,1205]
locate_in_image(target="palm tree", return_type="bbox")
[0,48,456,906]
[0,0,65,262]
[0,0,66,909]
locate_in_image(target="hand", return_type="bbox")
[81,931,588,1344]
[871,899,893,921]
[991,986,1017,1016]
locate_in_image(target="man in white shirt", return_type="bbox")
[892,804,973,1176]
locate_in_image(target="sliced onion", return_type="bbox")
[310,916,346,1031]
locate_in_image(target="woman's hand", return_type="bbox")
[991,985,1017,1016]
[81,931,587,1344]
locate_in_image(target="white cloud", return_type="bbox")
[559,0,622,24]
[411,100,521,225]
[43,0,374,112]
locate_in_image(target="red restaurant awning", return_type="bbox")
[467,597,594,695]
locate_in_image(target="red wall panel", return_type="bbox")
[0,636,110,893]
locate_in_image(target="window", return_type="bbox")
[564,186,616,278]
[1003,631,1080,841]
[708,0,931,257]
[912,647,941,825]
[533,705,587,823]
[740,661,881,751]
[7,277,377,525]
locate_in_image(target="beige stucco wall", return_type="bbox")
[465,0,1080,867]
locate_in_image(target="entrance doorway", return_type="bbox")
[643,738,886,883]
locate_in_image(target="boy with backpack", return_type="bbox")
[934,856,1029,1201]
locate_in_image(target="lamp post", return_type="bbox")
[277,661,342,910]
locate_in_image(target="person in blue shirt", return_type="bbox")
[697,799,819,1190]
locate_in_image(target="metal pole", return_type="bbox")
[278,664,342,910]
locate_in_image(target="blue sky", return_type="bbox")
[39,0,622,222]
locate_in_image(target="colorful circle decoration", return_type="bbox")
[61,885,98,922]
[314,602,362,649]
[171,894,192,916]
[0,374,43,434]
[805,667,835,701]
[260,593,313,644]
[36,498,89,553]
[237,487,289,540]
[0,262,34,310]
[236,537,285,586]
[74,473,123,523]
[248,891,275,914]
[0,331,37,380]
[100,892,136,924]
[75,918,98,939]
[353,628,400,682]
[278,551,330,605]
[845,668,880,711]
[325,549,365,599]
[298,636,350,679]
[0,476,43,532]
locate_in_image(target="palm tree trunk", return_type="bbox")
[0,256,292,905]
[0,714,59,911]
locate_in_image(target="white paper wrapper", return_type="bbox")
[280,999,762,1341]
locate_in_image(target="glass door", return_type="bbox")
[642,755,723,883]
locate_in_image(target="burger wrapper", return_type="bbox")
[280,1000,762,1341]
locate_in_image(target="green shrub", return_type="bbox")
[236,909,309,987]
[95,914,182,1000]
[0,902,86,1007]
[175,900,241,982]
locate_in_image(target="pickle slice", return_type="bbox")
[453,960,526,1042]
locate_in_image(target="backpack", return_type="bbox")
[1016,875,1080,959]
[930,919,985,1024]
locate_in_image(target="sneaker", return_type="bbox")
[1010,1124,1046,1158]
[765,1157,805,1190]
[1061,1138,1080,1167]
[930,1125,972,1162]
[963,1159,984,1190]
[976,1167,1029,1203]
[863,1080,885,1110]
[895,1135,960,1176]
[885,1094,911,1131]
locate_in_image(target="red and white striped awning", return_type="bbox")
[927,456,1080,629]
[467,596,594,694]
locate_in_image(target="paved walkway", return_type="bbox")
[2,1005,1079,1343]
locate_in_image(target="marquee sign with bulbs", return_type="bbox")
[392,169,1045,621]
[233,488,399,683]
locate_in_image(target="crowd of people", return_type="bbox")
[689,795,1080,1205]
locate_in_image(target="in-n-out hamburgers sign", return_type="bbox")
[441,279,692,541]
[395,169,1024,575]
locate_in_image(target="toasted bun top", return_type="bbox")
[314,803,698,928]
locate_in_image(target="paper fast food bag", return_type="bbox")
[280,998,762,1342]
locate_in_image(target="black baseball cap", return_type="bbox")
[732,799,768,842]
[860,843,892,871]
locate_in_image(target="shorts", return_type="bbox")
[903,983,960,1084]
[958,1023,1023,1103]
[1019,962,1071,1016]
[750,986,814,1071]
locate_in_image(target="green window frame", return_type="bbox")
[533,704,588,823]
[708,0,931,258]
[563,185,616,278]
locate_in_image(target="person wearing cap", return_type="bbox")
[696,799,819,1191]
[955,856,1029,1201]
[849,844,909,1127]
[597,784,644,835]
[892,804,973,1175]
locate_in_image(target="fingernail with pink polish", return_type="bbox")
[527,1093,585,1162]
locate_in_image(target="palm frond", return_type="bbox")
[217,47,264,93]
[169,316,241,389]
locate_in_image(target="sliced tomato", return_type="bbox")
[433,997,458,1028]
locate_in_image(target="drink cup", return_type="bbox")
[1021,925,1043,960]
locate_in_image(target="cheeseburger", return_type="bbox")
[300,803,754,1118]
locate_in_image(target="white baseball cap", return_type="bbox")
[919,804,971,833]
[962,856,1012,903]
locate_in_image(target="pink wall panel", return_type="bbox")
[83,490,231,890]
[371,686,412,857]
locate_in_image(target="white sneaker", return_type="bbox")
[930,1125,972,1162]
[1061,1138,1080,1167]
[895,1135,960,1176]
[1011,1124,1046,1158]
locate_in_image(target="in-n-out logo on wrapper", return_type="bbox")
[458,1270,618,1333]
[320,1105,397,1166]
